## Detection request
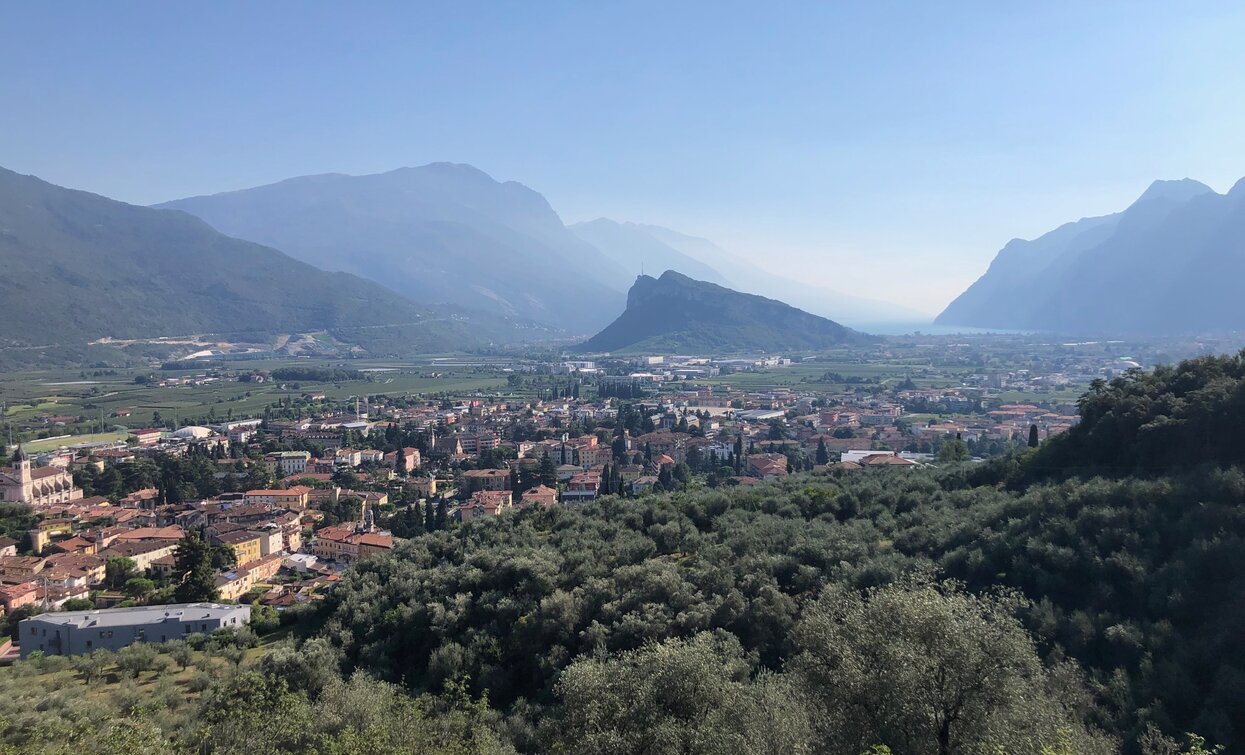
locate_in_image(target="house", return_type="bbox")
[519,485,558,509]
[562,472,602,503]
[459,490,513,522]
[19,603,250,657]
[310,501,394,563]
[243,486,311,510]
[265,451,312,477]
[129,428,165,446]
[859,453,919,468]
[745,453,789,480]
[0,582,39,614]
[383,447,421,473]
[97,540,179,572]
[213,530,264,566]
[0,536,17,558]
[0,556,46,581]
[461,468,511,493]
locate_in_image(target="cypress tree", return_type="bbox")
[172,528,218,603]
[1028,424,1040,448]
[816,437,830,465]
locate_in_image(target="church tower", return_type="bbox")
[12,446,31,484]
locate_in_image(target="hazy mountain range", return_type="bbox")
[577,271,869,354]
[0,166,541,355]
[157,164,629,331]
[938,177,1245,334]
[158,164,919,330]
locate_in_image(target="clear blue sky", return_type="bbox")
[3,1,1244,313]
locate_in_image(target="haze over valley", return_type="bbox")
[5,4,1245,754]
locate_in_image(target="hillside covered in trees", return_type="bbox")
[7,353,1245,753]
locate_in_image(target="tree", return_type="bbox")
[790,578,1113,755]
[123,576,156,602]
[115,643,160,678]
[166,639,195,671]
[173,528,219,603]
[553,632,812,755]
[1028,423,1040,448]
[538,454,557,487]
[815,437,830,466]
[104,556,139,590]
[937,438,970,463]
[424,498,437,533]
[73,649,112,684]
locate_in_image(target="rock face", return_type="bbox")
[577,270,869,354]
[936,178,1245,334]
[157,163,628,331]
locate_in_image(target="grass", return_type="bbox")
[21,431,130,453]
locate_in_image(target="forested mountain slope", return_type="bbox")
[0,166,531,354]
[577,270,868,353]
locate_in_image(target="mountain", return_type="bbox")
[935,178,1245,334]
[156,164,628,331]
[567,219,732,286]
[0,166,533,353]
[576,270,868,353]
[634,223,932,324]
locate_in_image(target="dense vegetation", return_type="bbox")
[309,352,1245,752]
[0,630,510,754]
[7,351,1245,753]
[269,367,366,383]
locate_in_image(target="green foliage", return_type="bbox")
[172,528,219,603]
[551,632,812,754]
[1029,350,1245,477]
[790,577,1113,755]
[270,367,366,383]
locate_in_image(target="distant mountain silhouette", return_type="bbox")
[157,163,628,330]
[632,224,930,324]
[576,271,869,353]
[0,166,533,353]
[568,218,731,285]
[936,178,1245,334]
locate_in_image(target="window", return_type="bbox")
[86,640,92,649]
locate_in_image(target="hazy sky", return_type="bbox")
[3,2,1244,314]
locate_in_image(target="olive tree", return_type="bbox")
[550,631,812,755]
[790,577,1115,755]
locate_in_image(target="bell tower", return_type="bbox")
[13,446,31,484]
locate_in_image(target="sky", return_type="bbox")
[3,2,1245,315]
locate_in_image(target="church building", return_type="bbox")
[0,450,83,507]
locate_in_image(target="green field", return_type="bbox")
[704,362,971,393]
[21,431,130,453]
[0,357,515,444]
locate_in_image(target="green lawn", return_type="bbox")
[22,431,130,453]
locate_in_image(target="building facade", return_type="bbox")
[19,603,251,657]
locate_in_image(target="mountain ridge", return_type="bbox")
[936,178,1245,334]
[576,270,869,354]
[156,163,629,331]
[0,166,539,356]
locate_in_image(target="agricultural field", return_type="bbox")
[0,356,516,448]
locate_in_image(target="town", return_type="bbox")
[1,331,1230,659]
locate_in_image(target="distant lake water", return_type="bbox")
[844,321,1033,336]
